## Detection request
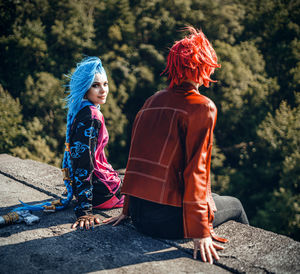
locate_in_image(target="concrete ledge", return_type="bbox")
[0,154,299,273]
[167,222,300,273]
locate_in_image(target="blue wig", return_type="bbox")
[13,57,106,213]
[65,56,106,124]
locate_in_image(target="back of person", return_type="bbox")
[104,27,249,264]
[123,82,217,211]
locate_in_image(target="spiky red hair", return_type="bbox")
[161,27,220,88]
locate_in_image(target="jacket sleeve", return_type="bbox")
[182,103,217,239]
[70,116,100,218]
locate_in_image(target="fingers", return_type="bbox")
[193,239,208,263]
[200,244,207,263]
[193,239,199,259]
[73,214,126,230]
[112,216,124,226]
[103,214,127,226]
[206,244,213,264]
[71,221,79,229]
[80,220,85,230]
[102,217,116,224]
[90,217,100,229]
[193,245,198,259]
[90,219,94,230]
[210,245,219,261]
[85,219,90,230]
[95,217,101,224]
[193,238,222,264]
[200,243,216,264]
[213,242,225,251]
[72,215,101,230]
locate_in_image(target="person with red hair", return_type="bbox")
[162,26,220,89]
[104,27,248,264]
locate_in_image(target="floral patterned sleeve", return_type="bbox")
[69,109,101,218]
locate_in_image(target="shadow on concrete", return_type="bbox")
[0,200,125,238]
[0,201,77,237]
[0,217,198,273]
[0,199,57,213]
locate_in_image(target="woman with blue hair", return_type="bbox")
[12,56,123,229]
[63,56,124,230]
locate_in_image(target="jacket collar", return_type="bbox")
[171,82,199,94]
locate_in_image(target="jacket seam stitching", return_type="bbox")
[128,157,168,168]
[159,140,180,203]
[125,171,165,182]
[139,107,188,115]
[159,110,176,164]
[184,201,208,204]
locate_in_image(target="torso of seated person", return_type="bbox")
[69,104,122,217]
[122,81,218,239]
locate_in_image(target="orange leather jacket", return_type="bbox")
[122,82,222,240]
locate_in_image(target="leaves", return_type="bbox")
[0,85,23,151]
[0,0,299,239]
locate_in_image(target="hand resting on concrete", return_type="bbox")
[103,213,128,226]
[71,214,101,230]
[103,212,225,264]
[193,237,224,264]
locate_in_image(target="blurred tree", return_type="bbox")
[0,85,23,152]
[211,41,278,149]
[0,0,49,96]
[20,72,66,153]
[211,140,231,194]
[253,98,300,239]
[48,0,96,76]
[11,117,60,166]
[241,0,300,107]
[204,39,280,221]
[0,0,299,239]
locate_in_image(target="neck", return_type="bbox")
[184,79,202,90]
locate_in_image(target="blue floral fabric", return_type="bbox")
[70,106,101,217]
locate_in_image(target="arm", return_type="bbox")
[183,138,211,238]
[102,195,129,225]
[182,103,215,239]
[183,103,223,262]
[70,113,101,225]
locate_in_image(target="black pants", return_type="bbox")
[129,193,249,239]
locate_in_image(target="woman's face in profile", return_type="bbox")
[86,73,109,105]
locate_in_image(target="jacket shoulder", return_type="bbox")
[76,105,101,121]
[189,93,216,109]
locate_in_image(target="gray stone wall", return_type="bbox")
[0,154,299,273]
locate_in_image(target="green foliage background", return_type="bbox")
[0,0,299,239]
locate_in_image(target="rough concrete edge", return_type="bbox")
[0,170,60,199]
[3,154,300,273]
[161,238,243,274]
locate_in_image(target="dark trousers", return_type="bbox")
[129,193,249,239]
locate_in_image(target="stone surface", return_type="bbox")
[0,154,64,198]
[167,222,300,273]
[0,154,299,273]
[0,154,228,273]
[0,173,50,208]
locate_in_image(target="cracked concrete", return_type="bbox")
[0,154,299,273]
